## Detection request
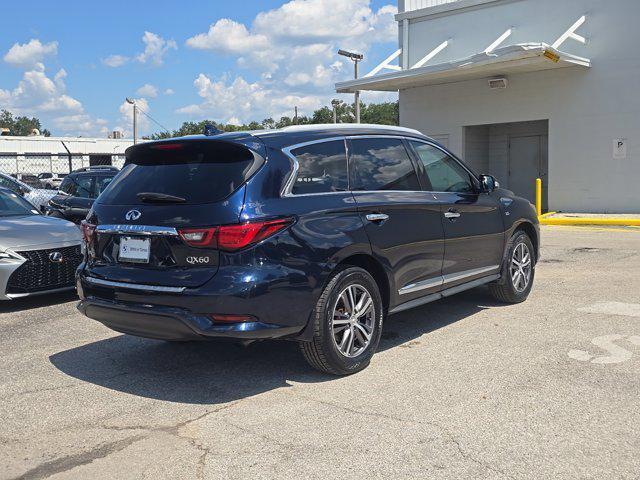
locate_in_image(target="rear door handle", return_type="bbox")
[366,213,389,222]
[444,210,461,219]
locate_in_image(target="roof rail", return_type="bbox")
[253,123,424,136]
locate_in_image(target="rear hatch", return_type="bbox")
[85,137,264,288]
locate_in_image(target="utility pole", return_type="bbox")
[294,106,298,125]
[126,98,138,144]
[337,49,364,124]
[331,99,340,124]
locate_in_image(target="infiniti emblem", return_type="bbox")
[125,209,142,221]
[49,251,64,263]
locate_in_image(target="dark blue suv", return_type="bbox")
[77,124,539,375]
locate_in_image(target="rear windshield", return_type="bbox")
[97,141,260,205]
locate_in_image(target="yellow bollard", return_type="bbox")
[535,178,542,217]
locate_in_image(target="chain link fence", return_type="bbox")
[0,152,126,212]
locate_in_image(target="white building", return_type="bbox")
[0,135,133,176]
[337,0,640,213]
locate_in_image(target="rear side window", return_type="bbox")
[349,138,421,191]
[290,140,348,195]
[98,141,260,205]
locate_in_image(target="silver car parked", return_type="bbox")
[0,187,82,300]
[0,171,58,212]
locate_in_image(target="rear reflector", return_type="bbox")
[178,227,217,247]
[178,218,293,251]
[209,314,256,323]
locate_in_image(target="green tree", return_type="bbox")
[149,99,399,139]
[0,110,51,136]
[361,101,399,126]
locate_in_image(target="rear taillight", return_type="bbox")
[178,218,293,251]
[80,220,96,244]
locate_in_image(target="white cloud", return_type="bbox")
[102,54,129,67]
[0,63,82,115]
[164,88,174,95]
[177,74,323,124]
[186,19,269,54]
[52,114,109,137]
[103,31,176,68]
[136,83,158,98]
[4,39,58,68]
[252,0,395,42]
[136,31,177,66]
[181,0,398,121]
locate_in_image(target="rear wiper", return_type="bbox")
[136,192,187,203]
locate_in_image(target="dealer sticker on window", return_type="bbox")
[119,237,150,263]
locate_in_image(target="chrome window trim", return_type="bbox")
[279,133,473,198]
[85,276,186,293]
[96,225,179,236]
[398,265,500,295]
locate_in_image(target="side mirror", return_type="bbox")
[479,174,499,193]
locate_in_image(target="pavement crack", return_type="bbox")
[287,390,516,480]
[9,434,146,480]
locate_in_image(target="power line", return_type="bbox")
[136,105,171,134]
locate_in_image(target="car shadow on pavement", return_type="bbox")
[49,287,505,405]
[0,290,78,313]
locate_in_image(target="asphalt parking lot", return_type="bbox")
[1,225,639,480]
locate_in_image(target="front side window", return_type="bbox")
[349,138,421,191]
[290,140,348,195]
[409,141,475,194]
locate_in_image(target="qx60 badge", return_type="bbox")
[125,210,142,221]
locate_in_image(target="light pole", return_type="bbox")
[338,49,363,123]
[125,97,137,144]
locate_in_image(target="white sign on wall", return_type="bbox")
[613,138,627,160]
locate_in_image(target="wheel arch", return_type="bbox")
[513,220,539,263]
[335,253,391,314]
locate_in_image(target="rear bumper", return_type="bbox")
[76,264,316,341]
[78,296,301,341]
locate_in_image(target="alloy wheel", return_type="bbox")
[510,242,532,293]
[331,284,375,358]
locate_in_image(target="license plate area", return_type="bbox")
[118,236,150,264]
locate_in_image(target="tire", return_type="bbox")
[300,266,384,375]
[489,230,535,303]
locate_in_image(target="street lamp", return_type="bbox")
[338,49,364,124]
[125,97,137,144]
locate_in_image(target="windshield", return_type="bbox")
[98,141,259,205]
[0,190,39,217]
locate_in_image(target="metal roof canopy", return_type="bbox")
[335,43,591,93]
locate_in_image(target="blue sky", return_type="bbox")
[1,0,399,137]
